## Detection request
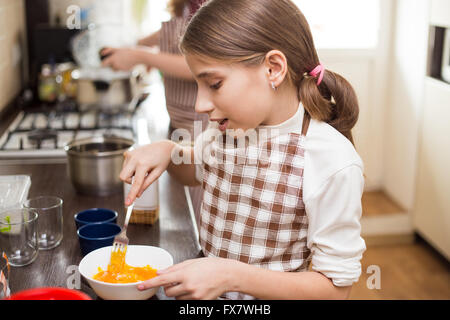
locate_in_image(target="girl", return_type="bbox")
[120,0,366,299]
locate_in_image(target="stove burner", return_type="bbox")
[0,98,138,155]
[28,129,58,149]
[54,99,79,113]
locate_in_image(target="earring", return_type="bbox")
[271,82,276,90]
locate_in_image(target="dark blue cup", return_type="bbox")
[77,223,121,256]
[74,208,118,229]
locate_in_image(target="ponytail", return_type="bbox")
[299,69,359,145]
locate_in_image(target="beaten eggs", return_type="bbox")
[93,249,158,283]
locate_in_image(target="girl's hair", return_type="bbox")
[180,0,359,144]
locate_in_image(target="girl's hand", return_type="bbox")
[137,258,237,300]
[101,47,144,71]
[120,140,176,206]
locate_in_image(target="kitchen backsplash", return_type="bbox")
[0,0,27,113]
[48,0,139,43]
[49,0,125,28]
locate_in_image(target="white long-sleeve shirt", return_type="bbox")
[194,103,366,287]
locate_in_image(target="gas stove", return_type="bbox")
[0,100,141,163]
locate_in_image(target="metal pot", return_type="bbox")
[64,136,134,196]
[70,25,142,109]
[71,68,140,108]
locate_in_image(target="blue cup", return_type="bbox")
[77,223,121,256]
[74,208,118,229]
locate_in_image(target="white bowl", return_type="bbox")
[78,245,173,300]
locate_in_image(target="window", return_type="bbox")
[292,0,381,49]
[136,0,381,49]
[139,0,171,36]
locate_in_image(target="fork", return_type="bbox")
[111,202,135,268]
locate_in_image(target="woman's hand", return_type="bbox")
[120,140,177,206]
[101,47,145,71]
[137,258,238,300]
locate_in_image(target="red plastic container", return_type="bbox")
[8,287,91,300]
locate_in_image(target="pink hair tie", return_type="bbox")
[309,63,325,85]
[189,0,207,16]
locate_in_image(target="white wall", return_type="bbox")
[383,0,430,211]
[317,0,394,191]
[318,0,431,214]
[0,0,27,113]
[319,51,382,190]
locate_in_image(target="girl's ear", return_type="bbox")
[264,50,288,89]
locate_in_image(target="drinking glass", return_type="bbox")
[0,208,39,267]
[24,196,63,250]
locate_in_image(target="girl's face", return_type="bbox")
[185,54,274,132]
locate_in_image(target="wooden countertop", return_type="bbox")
[0,78,202,299]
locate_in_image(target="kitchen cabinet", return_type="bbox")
[413,77,450,260]
[429,0,450,27]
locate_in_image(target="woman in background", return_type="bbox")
[102,0,208,137]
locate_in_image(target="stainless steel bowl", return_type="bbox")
[64,136,134,196]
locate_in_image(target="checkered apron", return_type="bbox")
[199,115,312,300]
